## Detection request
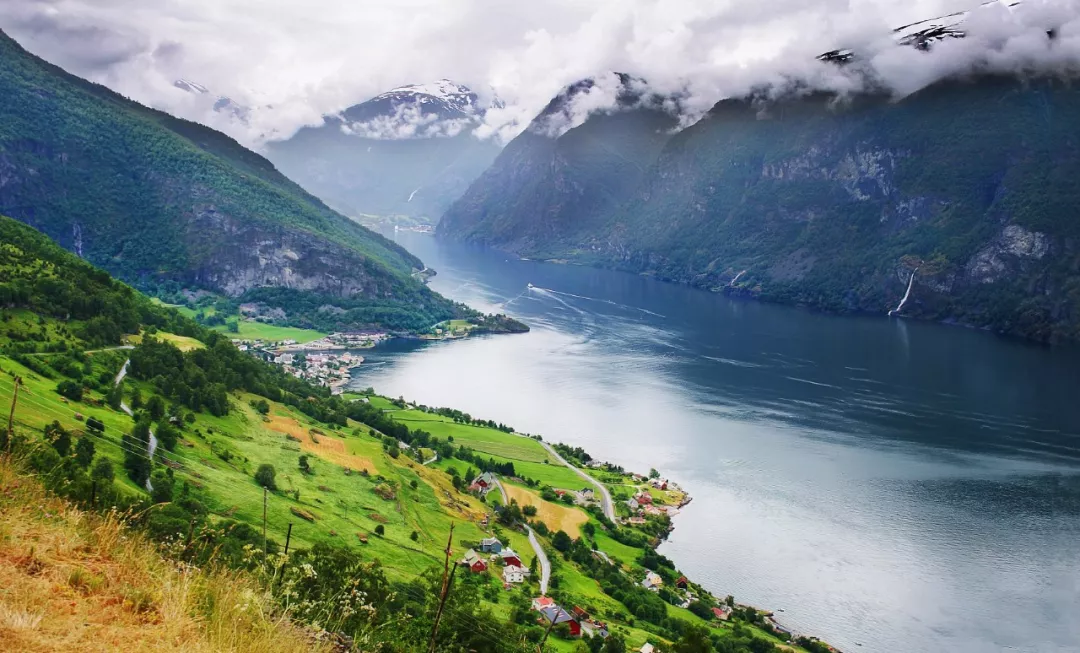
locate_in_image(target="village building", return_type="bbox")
[479,536,503,553]
[502,565,527,584]
[626,497,639,511]
[642,571,663,591]
[531,596,555,612]
[459,549,487,573]
[634,491,654,505]
[626,516,647,526]
[537,605,580,637]
[468,471,497,494]
[675,575,689,589]
[500,547,523,567]
[581,620,609,639]
[712,606,732,621]
[639,643,655,653]
[576,487,596,504]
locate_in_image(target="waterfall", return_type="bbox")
[889,268,918,316]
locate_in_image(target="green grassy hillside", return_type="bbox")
[0,215,823,653]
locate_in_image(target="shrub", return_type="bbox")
[374,524,385,536]
[254,464,277,491]
[56,380,83,402]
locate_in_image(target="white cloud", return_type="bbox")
[340,101,478,140]
[1,0,1078,148]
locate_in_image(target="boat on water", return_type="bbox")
[527,283,534,289]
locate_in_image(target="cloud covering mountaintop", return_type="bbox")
[2,0,1078,148]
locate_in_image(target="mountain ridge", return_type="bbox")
[0,28,465,333]
[265,79,501,224]
[440,73,1080,343]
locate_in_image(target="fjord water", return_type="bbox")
[352,232,1080,653]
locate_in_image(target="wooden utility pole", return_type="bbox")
[283,523,293,555]
[537,606,559,652]
[427,523,456,653]
[6,376,21,451]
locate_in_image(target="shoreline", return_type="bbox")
[516,428,832,650]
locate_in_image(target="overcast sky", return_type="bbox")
[2,0,1078,146]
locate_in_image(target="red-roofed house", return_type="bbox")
[531,596,555,611]
[634,492,653,505]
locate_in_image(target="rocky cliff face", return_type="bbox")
[441,77,1080,343]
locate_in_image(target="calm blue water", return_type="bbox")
[350,232,1080,653]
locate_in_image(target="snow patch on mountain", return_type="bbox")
[173,79,251,124]
[338,79,495,140]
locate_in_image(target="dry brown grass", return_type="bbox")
[0,456,327,653]
[503,484,588,538]
[266,416,377,474]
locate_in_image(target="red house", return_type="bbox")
[460,549,487,573]
[675,576,689,589]
[500,548,523,567]
[538,605,580,637]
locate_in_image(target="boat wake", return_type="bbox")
[527,285,666,318]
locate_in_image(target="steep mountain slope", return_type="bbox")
[441,76,678,250]
[266,80,501,223]
[0,29,461,332]
[440,74,1080,343]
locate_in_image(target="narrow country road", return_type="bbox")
[494,478,550,594]
[536,439,616,521]
[115,359,156,491]
[526,525,550,595]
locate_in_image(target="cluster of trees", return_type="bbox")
[553,442,593,466]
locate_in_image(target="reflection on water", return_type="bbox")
[350,233,1080,653]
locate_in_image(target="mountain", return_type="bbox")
[173,78,252,123]
[0,29,465,333]
[440,72,1080,343]
[265,80,501,224]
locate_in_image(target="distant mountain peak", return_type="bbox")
[819,0,1025,63]
[334,79,495,140]
[174,78,210,94]
[376,79,476,106]
[173,78,251,124]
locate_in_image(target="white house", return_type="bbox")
[639,643,655,653]
[502,565,526,584]
[642,571,663,591]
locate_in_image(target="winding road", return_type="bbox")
[493,478,550,594]
[535,439,616,521]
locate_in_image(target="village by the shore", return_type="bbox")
[232,332,391,393]
[457,456,810,650]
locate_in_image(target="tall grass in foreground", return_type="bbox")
[0,454,326,653]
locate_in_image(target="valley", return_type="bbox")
[0,214,826,652]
